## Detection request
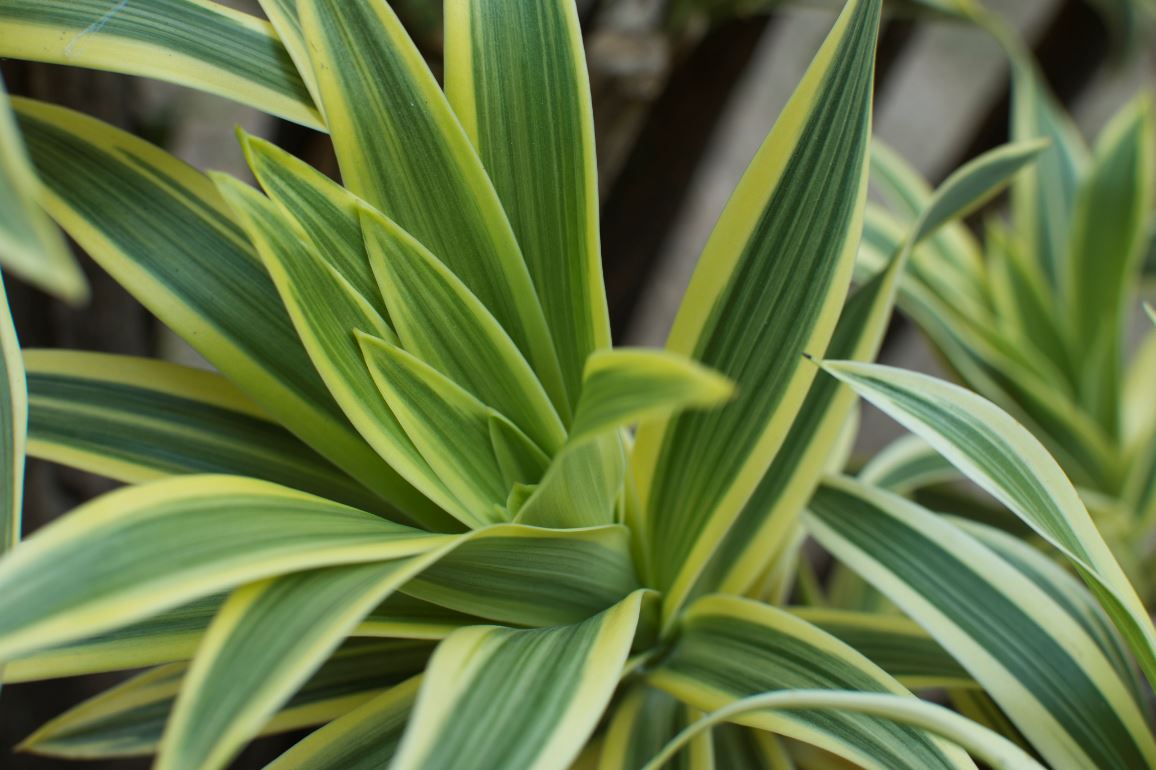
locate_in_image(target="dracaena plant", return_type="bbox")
[0,2,1155,770]
[857,27,1156,596]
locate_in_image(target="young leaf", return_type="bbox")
[213,174,458,529]
[361,207,565,454]
[298,0,567,413]
[445,0,610,406]
[0,0,320,128]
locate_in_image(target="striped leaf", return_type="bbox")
[641,690,1043,770]
[157,560,435,770]
[445,0,609,407]
[0,475,446,661]
[20,639,431,759]
[0,277,24,556]
[212,174,456,529]
[789,608,973,690]
[1008,51,1089,290]
[23,350,381,513]
[11,99,416,514]
[868,142,988,318]
[805,476,1156,770]
[240,133,387,320]
[599,685,714,770]
[265,677,422,769]
[686,238,903,602]
[647,595,975,770]
[1065,95,1154,434]
[0,0,320,128]
[256,0,317,106]
[357,333,515,526]
[857,435,957,494]
[5,592,481,685]
[0,75,84,301]
[818,360,1156,690]
[391,590,651,770]
[517,349,733,531]
[401,524,640,628]
[3,596,223,684]
[631,0,881,612]
[298,0,566,414]
[568,349,734,450]
[360,206,565,453]
[514,435,626,529]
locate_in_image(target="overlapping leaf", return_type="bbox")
[0,0,320,127]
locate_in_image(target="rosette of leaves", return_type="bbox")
[0,2,1155,770]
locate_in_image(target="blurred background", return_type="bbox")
[1,0,1153,766]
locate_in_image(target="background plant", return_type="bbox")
[0,2,1154,770]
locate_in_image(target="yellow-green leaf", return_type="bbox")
[0,0,320,128]
[631,0,881,616]
[445,0,609,406]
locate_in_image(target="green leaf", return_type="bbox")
[357,333,515,526]
[514,434,626,530]
[23,350,381,513]
[360,206,565,454]
[239,133,388,321]
[212,174,457,530]
[265,677,422,769]
[685,239,903,602]
[0,76,84,301]
[632,0,881,614]
[157,560,432,770]
[3,596,222,684]
[568,349,734,450]
[0,475,446,661]
[868,142,988,319]
[20,639,431,759]
[391,590,651,770]
[789,608,973,690]
[1064,96,1154,434]
[298,0,566,414]
[0,277,24,555]
[0,0,320,128]
[12,99,415,515]
[805,475,1156,770]
[402,524,640,628]
[911,139,1048,244]
[642,690,1044,770]
[445,0,610,406]
[857,435,957,494]
[600,685,714,770]
[1009,55,1090,289]
[647,595,974,770]
[817,360,1156,691]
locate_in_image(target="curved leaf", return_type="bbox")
[23,349,380,512]
[0,475,446,661]
[0,0,320,128]
[391,590,651,770]
[632,0,881,614]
